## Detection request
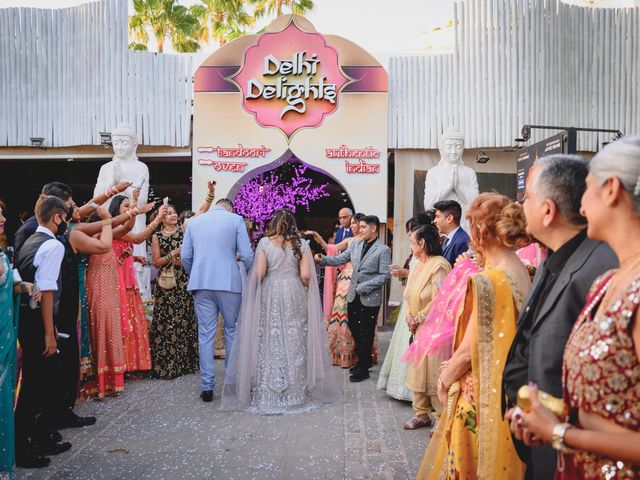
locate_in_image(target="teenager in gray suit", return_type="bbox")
[316,215,391,382]
[502,155,618,480]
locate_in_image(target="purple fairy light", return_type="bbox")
[234,164,330,229]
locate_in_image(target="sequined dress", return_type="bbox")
[113,239,151,372]
[77,254,96,398]
[149,230,198,379]
[562,270,640,480]
[85,250,126,396]
[250,238,313,414]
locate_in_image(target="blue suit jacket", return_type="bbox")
[442,227,470,266]
[335,226,353,244]
[182,207,254,293]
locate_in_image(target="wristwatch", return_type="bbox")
[551,422,573,453]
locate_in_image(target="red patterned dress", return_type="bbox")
[113,239,151,372]
[85,250,125,396]
[562,270,640,479]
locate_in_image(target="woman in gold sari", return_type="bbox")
[403,224,451,429]
[417,192,532,480]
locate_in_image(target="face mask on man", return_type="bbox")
[55,215,68,236]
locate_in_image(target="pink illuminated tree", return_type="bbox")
[233,164,330,229]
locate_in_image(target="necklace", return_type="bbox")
[489,250,513,268]
[162,227,178,236]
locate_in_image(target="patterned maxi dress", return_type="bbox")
[326,263,356,367]
[417,266,526,480]
[251,238,313,414]
[377,257,417,401]
[326,263,378,368]
[113,239,151,372]
[149,230,199,379]
[77,254,96,398]
[85,250,126,396]
[0,251,18,479]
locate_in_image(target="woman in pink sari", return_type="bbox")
[109,193,167,373]
[404,243,547,371]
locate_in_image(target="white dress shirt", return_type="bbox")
[33,226,64,291]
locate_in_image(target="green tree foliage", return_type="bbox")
[129,0,201,53]
[129,0,316,52]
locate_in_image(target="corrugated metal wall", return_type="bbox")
[389,0,640,151]
[0,0,192,148]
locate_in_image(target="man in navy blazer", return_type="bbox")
[182,198,254,402]
[334,207,354,244]
[433,200,470,266]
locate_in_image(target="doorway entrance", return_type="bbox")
[229,153,354,243]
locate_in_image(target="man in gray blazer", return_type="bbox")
[317,215,391,382]
[182,199,254,402]
[502,155,618,479]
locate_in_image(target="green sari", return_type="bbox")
[0,251,19,479]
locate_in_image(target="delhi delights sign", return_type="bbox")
[230,22,352,139]
[192,15,388,218]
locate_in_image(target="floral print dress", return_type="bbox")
[149,230,199,379]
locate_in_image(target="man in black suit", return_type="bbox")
[433,200,469,266]
[15,182,96,435]
[503,155,618,480]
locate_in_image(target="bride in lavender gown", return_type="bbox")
[221,209,340,414]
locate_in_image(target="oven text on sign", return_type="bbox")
[198,159,248,172]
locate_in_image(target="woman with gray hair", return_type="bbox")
[519,136,640,479]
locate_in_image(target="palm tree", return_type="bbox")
[129,0,201,53]
[252,0,314,19]
[190,0,253,46]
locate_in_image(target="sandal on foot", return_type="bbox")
[403,416,432,430]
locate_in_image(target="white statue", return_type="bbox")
[423,128,479,230]
[94,122,151,298]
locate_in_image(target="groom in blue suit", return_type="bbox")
[433,200,470,266]
[182,198,254,402]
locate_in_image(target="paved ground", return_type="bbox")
[18,330,432,480]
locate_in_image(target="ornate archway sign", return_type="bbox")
[192,15,388,218]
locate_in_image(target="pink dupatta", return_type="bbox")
[403,257,480,365]
[403,243,547,366]
[516,242,548,271]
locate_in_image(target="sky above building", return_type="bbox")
[1,0,638,59]
[0,0,454,55]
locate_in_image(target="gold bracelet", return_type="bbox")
[205,193,215,203]
[101,219,112,226]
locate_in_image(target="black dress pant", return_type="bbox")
[49,311,79,422]
[347,294,380,370]
[15,307,59,453]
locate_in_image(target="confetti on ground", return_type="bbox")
[17,330,431,480]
